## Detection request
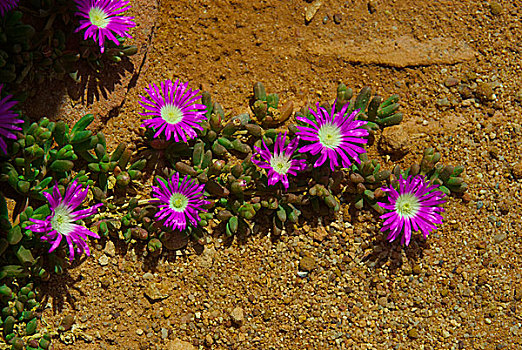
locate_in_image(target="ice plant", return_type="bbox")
[252,132,306,189]
[0,84,23,155]
[296,102,368,171]
[140,79,207,143]
[25,181,103,261]
[0,0,19,16]
[74,0,136,53]
[152,173,209,231]
[378,175,446,246]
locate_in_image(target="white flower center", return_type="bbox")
[270,153,292,175]
[88,7,110,29]
[395,192,421,218]
[160,104,184,125]
[169,192,189,212]
[317,122,342,149]
[51,205,75,235]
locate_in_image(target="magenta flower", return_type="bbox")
[140,79,207,143]
[0,0,19,16]
[25,181,103,261]
[74,0,135,53]
[152,173,209,231]
[0,84,23,155]
[296,102,368,171]
[252,132,306,189]
[378,175,446,246]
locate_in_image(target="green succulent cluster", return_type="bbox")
[336,85,403,129]
[1,2,137,87]
[346,153,391,214]
[249,82,294,126]
[394,148,467,195]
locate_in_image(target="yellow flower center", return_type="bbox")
[395,193,421,218]
[270,153,292,175]
[317,122,342,149]
[169,193,189,212]
[88,6,110,29]
[51,205,75,235]
[160,104,184,125]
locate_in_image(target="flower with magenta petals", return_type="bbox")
[152,173,209,231]
[252,132,306,189]
[378,175,446,246]
[74,0,136,53]
[296,102,368,171]
[0,84,23,155]
[140,79,207,143]
[0,0,19,16]
[25,181,103,261]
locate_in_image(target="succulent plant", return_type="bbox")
[0,281,50,349]
[336,84,403,129]
[394,148,468,195]
[249,82,294,126]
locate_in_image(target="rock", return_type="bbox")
[98,255,109,266]
[166,338,196,350]
[143,272,154,280]
[379,125,411,157]
[436,97,450,108]
[103,240,116,257]
[444,77,460,87]
[305,0,322,22]
[407,328,419,339]
[333,13,342,24]
[144,283,169,301]
[313,226,328,242]
[230,307,245,326]
[490,2,502,15]
[511,163,522,179]
[493,233,506,243]
[476,82,494,102]
[307,35,476,68]
[299,256,316,272]
[161,328,168,339]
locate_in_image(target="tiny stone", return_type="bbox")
[161,328,168,339]
[493,233,506,243]
[136,329,144,336]
[98,255,109,266]
[407,328,419,339]
[230,307,244,326]
[103,240,116,257]
[485,318,492,324]
[511,163,522,179]
[333,13,342,24]
[143,272,154,280]
[444,77,460,87]
[436,97,450,108]
[514,285,522,301]
[299,256,316,272]
[476,82,495,102]
[490,2,502,15]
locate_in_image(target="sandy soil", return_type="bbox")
[30,0,522,349]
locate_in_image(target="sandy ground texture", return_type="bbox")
[24,0,522,349]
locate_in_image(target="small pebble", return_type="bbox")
[136,329,144,336]
[333,13,342,24]
[490,2,502,15]
[444,77,460,87]
[98,255,109,266]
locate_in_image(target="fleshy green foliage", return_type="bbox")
[394,148,468,195]
[335,84,403,129]
[0,2,137,86]
[0,282,50,349]
[249,82,294,126]
[347,153,391,214]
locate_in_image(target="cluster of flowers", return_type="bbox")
[1,0,135,53]
[0,75,446,261]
